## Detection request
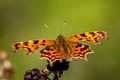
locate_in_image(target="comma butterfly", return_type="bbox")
[12,29,108,64]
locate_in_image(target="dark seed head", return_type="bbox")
[24,68,41,80]
[47,59,70,72]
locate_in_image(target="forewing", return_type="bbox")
[71,42,94,61]
[68,31,108,44]
[40,46,63,63]
[12,40,54,55]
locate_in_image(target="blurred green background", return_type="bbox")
[0,0,120,80]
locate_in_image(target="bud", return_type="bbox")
[0,51,8,62]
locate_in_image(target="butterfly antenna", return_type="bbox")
[42,22,54,32]
[60,20,66,35]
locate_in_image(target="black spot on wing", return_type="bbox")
[45,52,51,55]
[43,40,46,43]
[74,42,82,47]
[53,52,57,54]
[80,33,87,37]
[45,46,51,51]
[74,49,78,51]
[89,32,95,36]
[77,43,82,47]
[74,42,90,51]
[23,41,28,46]
[74,35,79,38]
[50,49,54,51]
[84,44,89,49]
[14,43,20,49]
[75,46,78,48]
[40,46,51,54]
[97,31,106,37]
[80,48,85,51]
[34,40,39,44]
[40,44,46,46]
[27,48,32,53]
[79,38,82,40]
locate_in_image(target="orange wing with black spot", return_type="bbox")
[40,46,64,63]
[12,40,55,55]
[71,42,94,61]
[68,31,108,44]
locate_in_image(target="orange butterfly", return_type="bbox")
[12,31,108,63]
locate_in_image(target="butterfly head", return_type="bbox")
[56,35,65,45]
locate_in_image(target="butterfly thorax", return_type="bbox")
[56,35,65,45]
[55,35,72,59]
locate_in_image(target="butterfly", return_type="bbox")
[12,31,108,64]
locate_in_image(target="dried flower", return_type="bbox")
[47,59,70,72]
[24,68,51,80]
[47,59,70,80]
[3,67,14,80]
[24,68,41,80]
[0,51,14,80]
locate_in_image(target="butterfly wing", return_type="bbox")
[40,46,64,63]
[40,42,94,63]
[12,40,55,55]
[68,31,108,44]
[71,42,94,61]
